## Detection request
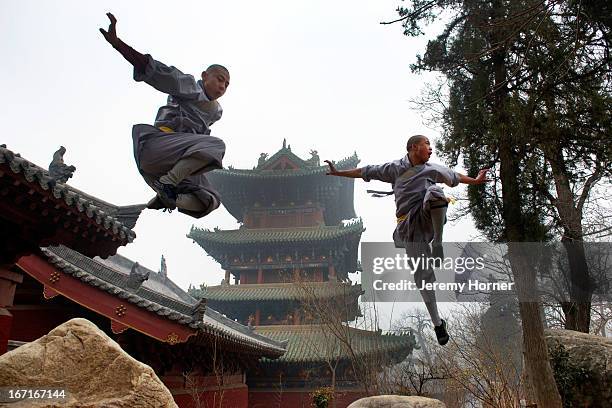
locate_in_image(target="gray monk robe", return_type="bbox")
[362,156,460,288]
[361,156,460,244]
[131,54,225,218]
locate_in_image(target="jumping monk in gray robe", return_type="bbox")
[100,13,229,218]
[325,135,490,345]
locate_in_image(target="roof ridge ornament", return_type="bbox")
[191,297,207,322]
[257,152,269,169]
[48,146,76,184]
[307,149,320,167]
[159,255,167,278]
[126,262,150,291]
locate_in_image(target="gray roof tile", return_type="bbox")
[255,324,415,364]
[189,219,364,246]
[199,282,364,302]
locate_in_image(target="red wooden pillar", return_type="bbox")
[314,268,323,282]
[0,308,12,355]
[293,308,300,325]
[0,267,22,355]
[255,309,261,326]
[0,267,22,307]
[256,268,263,284]
[328,264,336,281]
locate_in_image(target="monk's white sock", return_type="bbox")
[160,156,205,186]
[417,280,442,325]
[424,299,443,327]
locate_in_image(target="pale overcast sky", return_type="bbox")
[2,0,480,302]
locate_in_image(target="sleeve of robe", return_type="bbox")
[133,54,201,100]
[360,160,403,183]
[431,163,461,187]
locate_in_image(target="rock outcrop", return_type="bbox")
[347,395,446,408]
[545,329,612,408]
[0,318,177,407]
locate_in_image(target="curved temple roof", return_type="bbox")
[189,220,364,280]
[215,153,360,179]
[207,146,360,224]
[255,324,415,365]
[25,245,287,358]
[195,282,364,303]
[0,145,143,258]
[189,220,365,246]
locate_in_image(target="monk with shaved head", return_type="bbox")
[100,12,230,218]
[325,135,490,345]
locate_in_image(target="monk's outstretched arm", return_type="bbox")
[99,12,147,74]
[457,169,490,185]
[324,160,363,178]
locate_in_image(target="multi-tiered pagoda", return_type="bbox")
[188,141,415,407]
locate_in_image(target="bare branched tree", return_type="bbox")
[293,277,414,399]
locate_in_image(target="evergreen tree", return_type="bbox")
[387,0,611,405]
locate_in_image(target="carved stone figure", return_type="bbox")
[308,149,320,166]
[190,298,207,322]
[257,153,268,168]
[127,262,150,291]
[48,146,76,183]
[159,255,167,278]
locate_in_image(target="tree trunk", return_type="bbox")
[560,238,592,333]
[331,365,337,408]
[508,244,563,408]
[543,120,593,333]
[491,15,562,403]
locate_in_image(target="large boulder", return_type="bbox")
[0,318,177,407]
[545,329,612,407]
[347,395,446,408]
